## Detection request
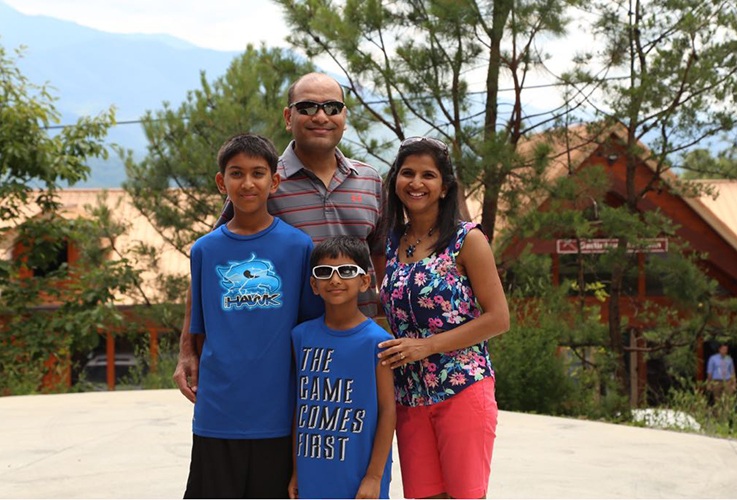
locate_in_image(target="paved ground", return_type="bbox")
[1,389,736,498]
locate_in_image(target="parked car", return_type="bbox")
[81,353,141,386]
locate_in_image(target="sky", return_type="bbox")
[2,0,586,99]
[1,0,601,133]
[3,0,292,51]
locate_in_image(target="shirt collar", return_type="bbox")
[281,140,357,178]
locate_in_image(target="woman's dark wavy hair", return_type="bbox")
[380,138,460,255]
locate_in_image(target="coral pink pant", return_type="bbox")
[395,377,498,499]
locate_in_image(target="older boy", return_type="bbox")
[184,133,322,498]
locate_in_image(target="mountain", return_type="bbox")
[0,1,241,187]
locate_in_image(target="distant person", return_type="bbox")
[183,133,323,498]
[174,72,384,404]
[289,236,394,499]
[707,343,736,399]
[377,137,510,499]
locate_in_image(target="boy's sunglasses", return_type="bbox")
[312,264,366,280]
[289,100,345,116]
[400,136,449,155]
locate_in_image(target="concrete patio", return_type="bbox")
[1,389,736,498]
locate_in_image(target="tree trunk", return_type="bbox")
[608,259,629,396]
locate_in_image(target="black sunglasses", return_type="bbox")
[400,136,449,154]
[289,100,345,116]
[312,264,366,280]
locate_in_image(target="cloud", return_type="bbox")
[2,0,291,51]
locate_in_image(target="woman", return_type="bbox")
[378,136,510,499]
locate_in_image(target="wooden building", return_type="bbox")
[1,189,195,390]
[466,123,737,404]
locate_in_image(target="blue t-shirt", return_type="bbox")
[190,218,323,439]
[291,317,393,499]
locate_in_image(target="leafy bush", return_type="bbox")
[491,323,573,414]
[661,379,736,438]
[119,334,179,390]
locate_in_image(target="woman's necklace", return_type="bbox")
[403,225,435,258]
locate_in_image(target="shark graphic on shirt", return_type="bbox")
[216,254,282,309]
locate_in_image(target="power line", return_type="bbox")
[43,118,168,130]
[42,75,627,131]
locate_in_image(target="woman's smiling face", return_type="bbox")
[394,153,446,215]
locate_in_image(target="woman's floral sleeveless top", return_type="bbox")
[380,221,494,407]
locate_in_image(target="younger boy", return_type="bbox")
[289,236,395,499]
[185,133,323,498]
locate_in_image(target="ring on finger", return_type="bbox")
[400,353,405,360]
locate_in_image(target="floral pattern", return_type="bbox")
[380,221,495,407]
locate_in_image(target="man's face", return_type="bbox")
[284,75,346,155]
[719,345,729,356]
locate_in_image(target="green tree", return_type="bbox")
[0,45,143,394]
[0,46,112,223]
[549,0,737,397]
[680,147,737,180]
[276,0,582,238]
[122,45,317,256]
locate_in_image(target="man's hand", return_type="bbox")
[288,472,298,499]
[173,351,199,403]
[174,285,200,403]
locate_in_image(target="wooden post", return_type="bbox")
[106,331,116,391]
[150,327,159,373]
[630,253,647,406]
[629,329,638,407]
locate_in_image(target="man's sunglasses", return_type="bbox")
[289,100,345,116]
[400,136,449,154]
[312,264,366,280]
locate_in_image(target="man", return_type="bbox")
[707,343,736,400]
[173,72,384,403]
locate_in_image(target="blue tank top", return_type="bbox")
[292,317,393,498]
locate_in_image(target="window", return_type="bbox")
[32,240,69,277]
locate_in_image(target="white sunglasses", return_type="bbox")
[312,264,366,280]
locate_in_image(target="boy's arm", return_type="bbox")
[355,361,396,499]
[288,407,299,499]
[289,333,301,499]
[172,285,201,403]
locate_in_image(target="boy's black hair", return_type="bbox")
[380,138,461,255]
[217,133,279,174]
[310,236,371,273]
